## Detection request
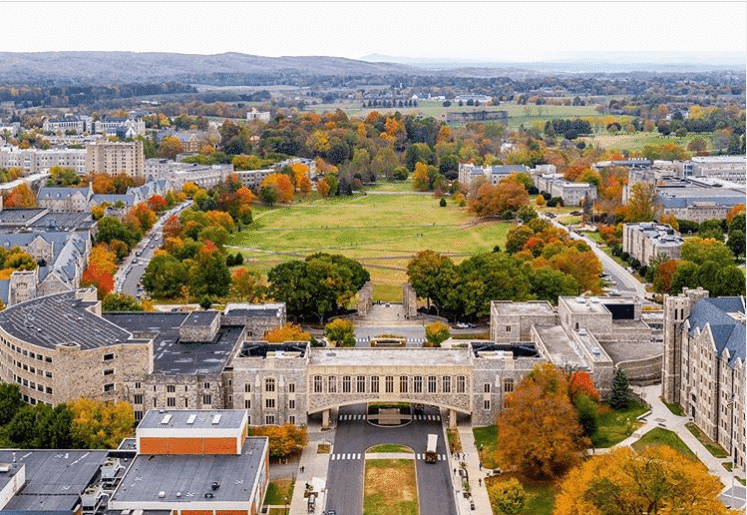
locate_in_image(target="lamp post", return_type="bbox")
[727,395,736,510]
[284,496,289,515]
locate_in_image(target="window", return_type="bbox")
[328,376,336,393]
[134,411,143,421]
[265,378,275,392]
[167,397,176,407]
[184,399,188,408]
[246,415,251,425]
[245,383,252,393]
[46,387,52,394]
[371,376,379,393]
[153,399,157,407]
[457,376,466,393]
[414,376,423,393]
[167,385,176,393]
[442,376,451,394]
[134,394,143,404]
[288,383,295,393]
[289,399,295,409]
[289,415,295,425]
[506,326,510,332]
[484,400,491,410]
[314,376,322,393]
[342,376,351,393]
[245,399,251,409]
[103,353,114,361]
[503,379,514,393]
[104,384,114,392]
[357,376,366,393]
[385,376,394,393]
[135,382,141,389]
[400,376,408,393]
[203,394,212,405]
[265,398,275,409]
[265,415,275,425]
[204,382,210,389]
[484,383,491,393]
[428,376,437,393]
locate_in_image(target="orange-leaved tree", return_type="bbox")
[497,363,589,479]
[469,173,529,218]
[264,323,311,343]
[554,446,740,515]
[5,183,37,208]
[260,173,295,203]
[568,370,599,402]
[251,424,308,459]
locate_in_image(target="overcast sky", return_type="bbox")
[3,2,745,60]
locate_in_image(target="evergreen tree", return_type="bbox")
[610,368,631,410]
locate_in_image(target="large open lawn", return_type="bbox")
[631,428,697,460]
[230,192,513,301]
[363,459,418,515]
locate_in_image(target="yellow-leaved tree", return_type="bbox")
[69,398,134,449]
[554,445,740,515]
[264,322,311,342]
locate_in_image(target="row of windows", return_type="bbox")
[256,379,295,393]
[3,340,53,363]
[311,375,469,395]
[13,359,53,378]
[14,374,52,395]
[132,382,213,391]
[134,394,213,407]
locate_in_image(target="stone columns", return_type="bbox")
[322,408,330,429]
[449,409,457,428]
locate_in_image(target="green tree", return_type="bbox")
[96,216,135,247]
[573,393,599,438]
[488,478,526,515]
[324,318,355,347]
[681,238,734,267]
[143,254,188,298]
[424,321,450,347]
[0,382,23,425]
[406,250,457,314]
[188,244,232,298]
[46,166,80,187]
[404,142,436,172]
[670,261,700,294]
[529,267,580,304]
[716,266,746,296]
[609,368,631,410]
[102,293,144,312]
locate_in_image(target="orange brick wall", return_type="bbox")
[216,510,248,515]
[139,436,238,455]
[182,510,213,515]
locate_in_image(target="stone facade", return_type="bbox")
[662,288,745,468]
[402,283,417,319]
[222,303,286,339]
[357,282,373,317]
[535,174,597,206]
[85,140,144,177]
[622,222,683,266]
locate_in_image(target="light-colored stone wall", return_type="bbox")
[123,372,225,421]
[402,283,417,319]
[357,282,373,317]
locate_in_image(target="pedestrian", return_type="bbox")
[479,462,482,471]
[300,466,305,473]
[478,478,482,487]
[453,468,457,475]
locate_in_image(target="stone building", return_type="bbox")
[689,155,746,184]
[457,163,527,187]
[535,174,597,206]
[655,178,746,223]
[622,222,683,266]
[662,288,745,468]
[0,145,87,175]
[144,159,234,189]
[85,140,144,177]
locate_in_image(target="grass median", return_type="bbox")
[363,459,418,515]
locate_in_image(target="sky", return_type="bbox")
[2,1,745,61]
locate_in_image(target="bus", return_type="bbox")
[425,434,438,463]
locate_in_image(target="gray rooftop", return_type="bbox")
[224,303,285,319]
[0,209,47,226]
[138,409,246,430]
[0,450,109,512]
[0,292,133,350]
[561,297,610,315]
[110,437,266,505]
[182,310,220,327]
[534,325,588,370]
[308,347,471,367]
[491,300,555,316]
[689,297,745,366]
[103,313,242,374]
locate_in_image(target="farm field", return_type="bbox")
[229,192,513,302]
[579,131,715,151]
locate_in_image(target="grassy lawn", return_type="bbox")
[685,422,729,458]
[447,428,462,454]
[232,192,514,301]
[473,425,500,469]
[557,215,582,226]
[581,231,603,243]
[591,401,648,448]
[486,474,556,515]
[660,396,684,416]
[631,428,697,460]
[363,459,418,515]
[368,444,412,453]
[263,479,295,506]
[579,131,715,152]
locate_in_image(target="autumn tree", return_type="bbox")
[69,398,134,449]
[102,293,144,312]
[264,322,311,342]
[497,363,589,479]
[251,424,307,459]
[625,182,661,223]
[469,174,529,218]
[81,262,114,299]
[554,446,739,515]
[230,268,265,302]
[4,183,37,208]
[681,237,734,267]
[487,478,526,515]
[324,318,355,347]
[260,173,295,203]
[424,321,450,347]
[412,161,431,191]
[316,177,331,197]
[157,135,184,160]
[148,194,168,213]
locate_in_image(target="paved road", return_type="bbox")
[325,403,455,515]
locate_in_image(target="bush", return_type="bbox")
[620,251,630,261]
[574,394,599,438]
[439,198,447,207]
[502,210,514,220]
[324,318,355,347]
[425,321,450,347]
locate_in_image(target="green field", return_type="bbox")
[591,402,648,448]
[230,192,513,301]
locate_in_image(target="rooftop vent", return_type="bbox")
[187,414,196,425]
[212,414,221,425]
[161,414,172,425]
[158,491,165,498]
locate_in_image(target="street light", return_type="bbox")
[284,496,289,515]
[727,394,736,510]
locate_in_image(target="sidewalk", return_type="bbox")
[452,426,492,514]
[288,422,333,515]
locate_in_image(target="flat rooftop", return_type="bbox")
[561,297,610,315]
[601,341,664,363]
[103,313,243,375]
[138,410,246,430]
[491,300,555,317]
[308,347,471,367]
[0,450,109,512]
[181,310,220,327]
[534,325,588,370]
[0,292,133,350]
[224,303,284,318]
[110,438,266,505]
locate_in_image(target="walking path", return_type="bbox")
[451,426,493,514]
[288,423,333,515]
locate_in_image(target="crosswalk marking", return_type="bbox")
[332,453,447,461]
[338,414,367,421]
[412,414,441,421]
